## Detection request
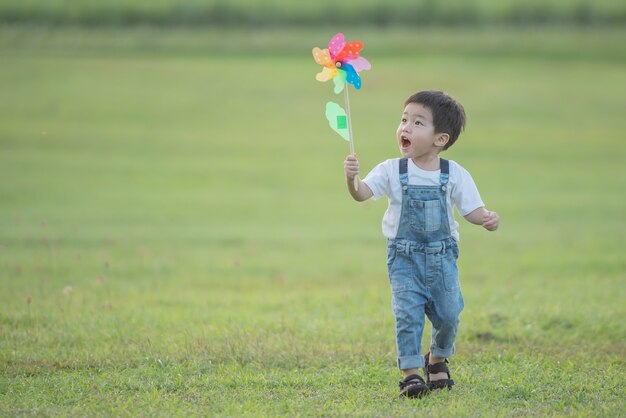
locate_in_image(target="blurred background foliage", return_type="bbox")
[1,0,624,27]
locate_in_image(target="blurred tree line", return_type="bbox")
[1,0,624,27]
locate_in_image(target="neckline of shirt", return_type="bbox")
[405,158,443,175]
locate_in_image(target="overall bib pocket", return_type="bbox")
[409,199,441,233]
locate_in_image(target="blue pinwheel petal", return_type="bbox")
[342,63,361,90]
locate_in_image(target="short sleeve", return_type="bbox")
[451,163,484,216]
[363,160,392,200]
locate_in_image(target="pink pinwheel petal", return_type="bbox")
[328,33,345,60]
[343,56,371,72]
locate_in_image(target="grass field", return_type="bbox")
[1,26,625,416]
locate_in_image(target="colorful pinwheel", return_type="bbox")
[312,33,371,94]
[312,33,371,191]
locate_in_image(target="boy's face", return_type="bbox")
[396,103,447,159]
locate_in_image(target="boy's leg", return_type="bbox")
[426,248,464,361]
[427,290,463,359]
[392,289,428,371]
[393,288,431,397]
[425,284,463,385]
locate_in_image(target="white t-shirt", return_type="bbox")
[362,158,484,241]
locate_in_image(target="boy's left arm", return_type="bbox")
[464,207,499,231]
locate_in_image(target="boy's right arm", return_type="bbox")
[344,154,373,201]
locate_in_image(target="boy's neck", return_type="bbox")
[410,154,441,171]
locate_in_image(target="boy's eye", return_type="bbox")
[415,121,423,126]
[401,118,407,122]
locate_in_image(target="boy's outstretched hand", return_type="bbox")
[482,210,499,231]
[344,154,359,180]
[343,154,373,202]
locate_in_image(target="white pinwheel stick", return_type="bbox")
[343,86,359,191]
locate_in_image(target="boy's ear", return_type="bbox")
[435,133,449,148]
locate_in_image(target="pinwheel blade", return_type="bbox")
[325,101,350,141]
[316,66,338,82]
[344,56,371,73]
[327,33,345,60]
[334,42,363,63]
[333,70,346,94]
[342,64,361,90]
[312,47,333,67]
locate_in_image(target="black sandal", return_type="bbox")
[424,352,455,390]
[399,374,429,398]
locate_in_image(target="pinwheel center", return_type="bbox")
[335,62,342,68]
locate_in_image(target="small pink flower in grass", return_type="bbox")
[75,253,81,261]
[231,259,241,268]
[97,275,106,285]
[104,260,109,269]
[15,265,21,274]
[62,286,73,295]
[102,302,112,309]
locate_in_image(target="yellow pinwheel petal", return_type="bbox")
[315,66,338,82]
[312,47,333,67]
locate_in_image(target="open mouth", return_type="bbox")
[400,136,411,149]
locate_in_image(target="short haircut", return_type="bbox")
[404,91,466,150]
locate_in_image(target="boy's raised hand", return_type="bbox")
[344,154,359,180]
[343,154,373,201]
[482,211,500,231]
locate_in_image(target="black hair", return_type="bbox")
[404,91,466,150]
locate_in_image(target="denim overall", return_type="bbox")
[387,158,464,370]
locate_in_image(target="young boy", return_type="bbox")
[343,91,499,398]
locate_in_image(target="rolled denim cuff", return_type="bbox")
[398,355,424,370]
[430,344,455,360]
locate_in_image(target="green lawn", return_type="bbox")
[1,27,625,416]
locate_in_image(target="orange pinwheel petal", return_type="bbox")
[334,42,363,63]
[312,47,334,67]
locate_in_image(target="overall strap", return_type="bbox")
[399,158,409,188]
[439,158,449,186]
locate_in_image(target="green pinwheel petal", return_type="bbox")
[333,70,346,94]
